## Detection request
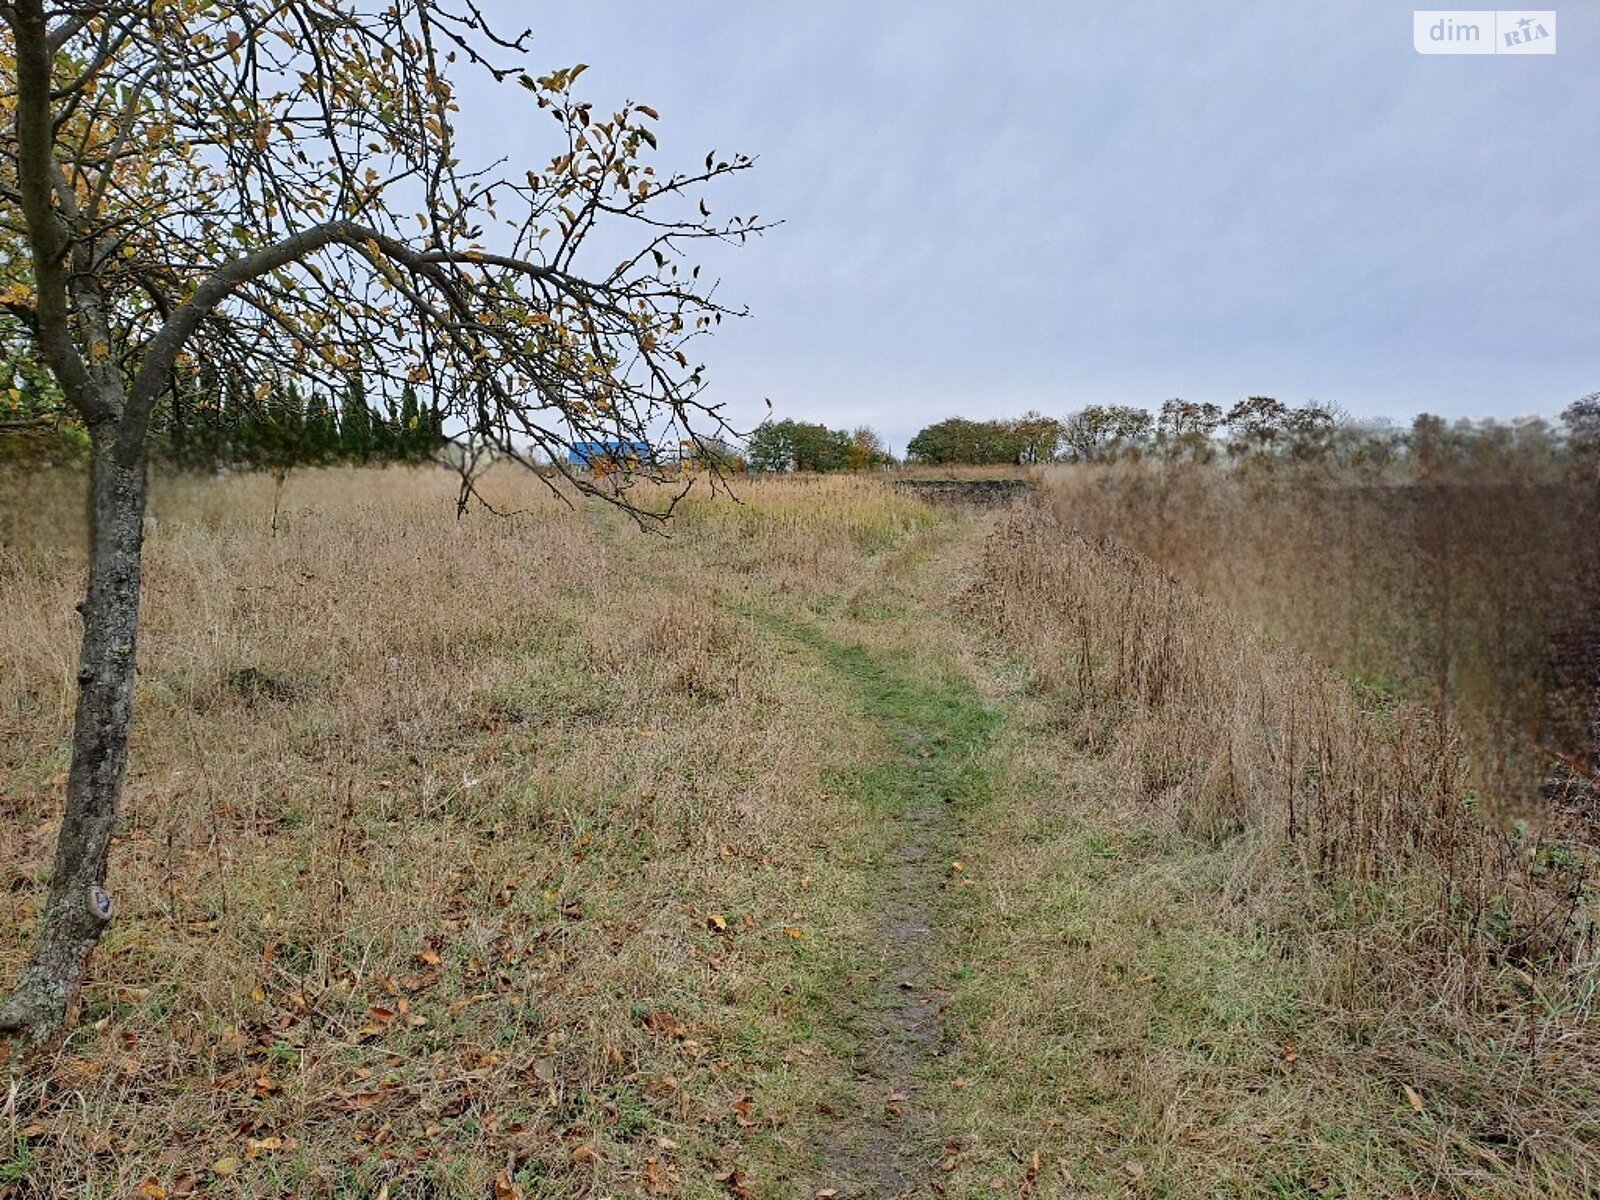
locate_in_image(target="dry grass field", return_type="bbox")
[1040,462,1600,822]
[1,464,1596,1198]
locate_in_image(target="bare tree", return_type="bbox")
[1563,393,1600,468]
[1060,404,1153,463]
[1155,398,1223,461]
[1224,396,1289,458]
[0,0,763,1065]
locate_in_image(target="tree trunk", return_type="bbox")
[0,426,147,1069]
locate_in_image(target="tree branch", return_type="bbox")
[8,0,107,425]
[122,218,563,449]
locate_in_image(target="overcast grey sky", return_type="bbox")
[465,2,1597,451]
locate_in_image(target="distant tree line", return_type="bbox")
[746,418,894,472]
[15,369,1598,480]
[896,396,1600,475]
[902,400,1333,466]
[904,413,1063,466]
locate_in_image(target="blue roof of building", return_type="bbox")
[569,439,651,465]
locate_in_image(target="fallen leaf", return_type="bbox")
[493,1170,522,1200]
[706,913,728,933]
[360,1004,397,1038]
[1020,1149,1041,1198]
[641,1010,687,1038]
[1402,1083,1425,1113]
[570,1143,600,1166]
[211,1158,241,1178]
[643,1155,675,1195]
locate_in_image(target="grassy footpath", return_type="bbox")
[742,604,1001,1196]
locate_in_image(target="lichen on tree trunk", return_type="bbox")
[0,429,146,1069]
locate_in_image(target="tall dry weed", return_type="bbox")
[968,504,1600,1174]
[969,507,1593,967]
[1043,463,1600,825]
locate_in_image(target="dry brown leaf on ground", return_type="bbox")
[644,1154,678,1194]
